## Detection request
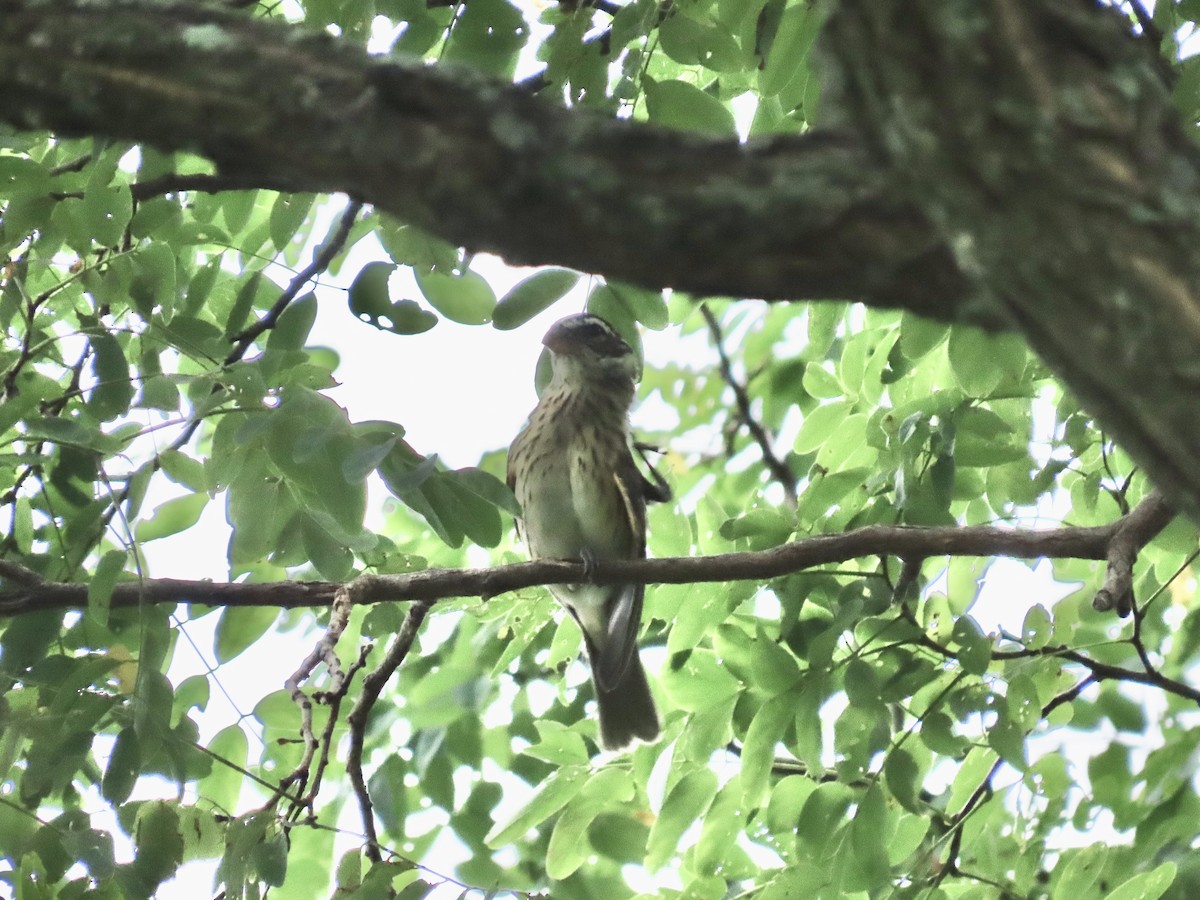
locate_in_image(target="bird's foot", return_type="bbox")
[579,549,599,581]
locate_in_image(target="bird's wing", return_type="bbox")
[591,464,647,691]
[506,437,525,544]
[633,441,672,504]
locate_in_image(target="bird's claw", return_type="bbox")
[579,549,599,581]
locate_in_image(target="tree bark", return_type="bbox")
[0,0,966,316]
[822,0,1200,523]
[1,1,1199,519]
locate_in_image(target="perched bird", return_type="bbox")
[508,313,667,750]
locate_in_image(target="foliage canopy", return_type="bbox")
[2,1,1200,899]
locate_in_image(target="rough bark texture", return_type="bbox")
[1,0,1199,518]
[0,0,966,316]
[822,0,1200,522]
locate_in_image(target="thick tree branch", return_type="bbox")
[0,0,965,317]
[822,2,1200,522]
[3,1,1200,521]
[0,495,1173,617]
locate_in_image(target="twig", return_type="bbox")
[514,0,671,92]
[699,303,798,506]
[49,171,296,202]
[275,584,356,807]
[346,594,434,861]
[904,597,1200,706]
[299,643,373,815]
[891,555,923,604]
[227,199,365,359]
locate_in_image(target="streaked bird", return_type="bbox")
[507,313,666,750]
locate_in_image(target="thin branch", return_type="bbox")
[906,597,1200,706]
[1092,489,1175,615]
[227,199,365,359]
[49,171,294,202]
[275,584,356,809]
[699,303,798,506]
[4,493,1175,617]
[299,642,373,816]
[891,555,923,605]
[172,198,364,450]
[0,521,1119,616]
[346,595,434,862]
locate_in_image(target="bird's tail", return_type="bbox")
[595,652,660,751]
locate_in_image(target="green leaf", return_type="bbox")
[720,507,794,547]
[1054,844,1108,900]
[1102,862,1177,900]
[101,727,140,805]
[132,800,183,890]
[200,725,249,814]
[493,268,580,330]
[440,0,527,79]
[609,282,669,330]
[899,310,949,359]
[660,11,745,72]
[748,629,802,694]
[802,363,844,399]
[694,776,747,874]
[87,549,126,626]
[349,261,396,322]
[386,298,439,335]
[135,493,208,542]
[884,747,923,814]
[225,270,266,340]
[415,269,496,325]
[214,605,279,664]
[646,768,718,870]
[88,332,134,420]
[796,781,853,858]
[846,784,890,891]
[1021,603,1053,649]
[951,615,992,675]
[765,774,816,836]
[266,292,317,350]
[661,649,741,712]
[269,193,316,251]
[759,2,821,96]
[741,693,793,806]
[843,658,883,709]
[130,242,178,317]
[485,765,588,847]
[645,79,737,136]
[947,746,999,817]
[251,829,288,887]
[423,470,504,548]
[807,302,842,356]
[795,400,852,454]
[545,773,633,882]
[159,450,210,492]
[988,709,1027,770]
[948,326,1027,398]
[449,466,520,517]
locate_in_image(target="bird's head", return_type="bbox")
[541,313,640,388]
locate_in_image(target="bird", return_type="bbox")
[507,313,667,751]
